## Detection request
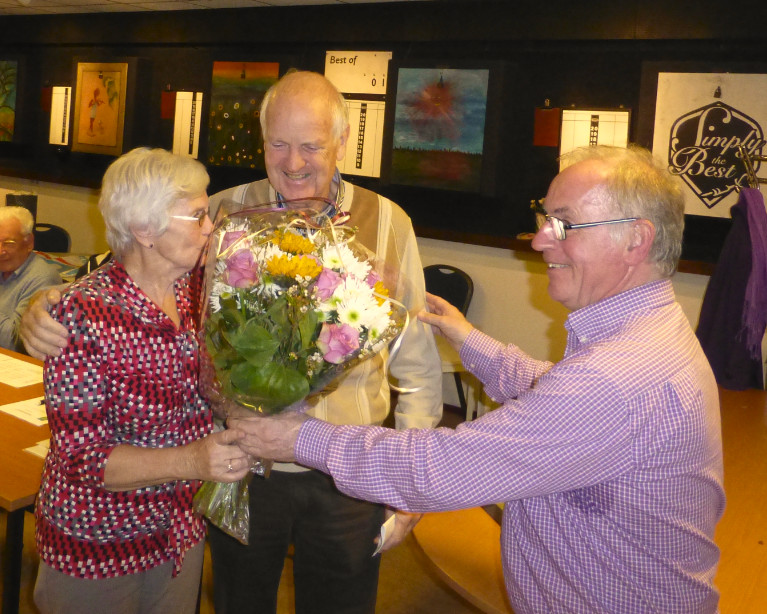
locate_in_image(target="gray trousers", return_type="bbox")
[33,541,204,614]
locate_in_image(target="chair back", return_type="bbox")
[423,264,473,315]
[33,223,71,253]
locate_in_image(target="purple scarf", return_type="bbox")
[739,188,767,358]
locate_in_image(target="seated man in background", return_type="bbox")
[230,144,726,614]
[0,206,61,352]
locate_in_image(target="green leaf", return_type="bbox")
[266,295,289,328]
[224,319,279,366]
[298,309,320,350]
[229,362,310,411]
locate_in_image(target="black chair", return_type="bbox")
[423,264,475,420]
[33,223,71,253]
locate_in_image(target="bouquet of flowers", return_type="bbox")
[194,198,408,543]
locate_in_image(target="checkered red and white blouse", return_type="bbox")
[35,260,211,579]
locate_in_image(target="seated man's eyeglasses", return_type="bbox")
[1,239,20,250]
[531,202,639,241]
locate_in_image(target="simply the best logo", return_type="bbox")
[668,102,765,208]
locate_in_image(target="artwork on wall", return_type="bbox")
[0,60,18,142]
[390,66,490,192]
[324,50,392,178]
[651,71,767,218]
[71,62,128,155]
[207,61,280,169]
[559,108,630,170]
[49,86,72,146]
[173,91,203,158]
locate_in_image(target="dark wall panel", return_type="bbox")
[3,0,767,262]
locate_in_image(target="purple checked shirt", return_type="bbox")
[296,279,725,613]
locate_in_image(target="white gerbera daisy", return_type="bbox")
[336,291,378,330]
[363,308,394,349]
[321,243,371,280]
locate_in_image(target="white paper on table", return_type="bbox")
[0,396,48,426]
[372,513,397,556]
[24,438,50,459]
[0,353,44,388]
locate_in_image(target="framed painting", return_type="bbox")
[388,64,492,193]
[207,61,280,169]
[71,62,128,155]
[0,59,18,142]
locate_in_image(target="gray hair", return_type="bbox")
[260,70,349,145]
[560,145,685,277]
[99,148,209,259]
[0,206,34,236]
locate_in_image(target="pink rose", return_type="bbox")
[225,249,257,288]
[366,270,381,288]
[315,268,342,300]
[317,323,360,364]
[221,230,246,252]
[221,231,258,288]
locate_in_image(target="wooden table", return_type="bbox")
[0,348,47,614]
[412,506,512,614]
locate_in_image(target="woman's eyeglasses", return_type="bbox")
[531,202,638,241]
[171,210,210,227]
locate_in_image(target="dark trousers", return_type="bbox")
[208,469,385,614]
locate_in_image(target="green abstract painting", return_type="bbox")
[208,61,279,169]
[0,60,18,142]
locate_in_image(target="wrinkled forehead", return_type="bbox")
[546,162,613,217]
[0,219,26,239]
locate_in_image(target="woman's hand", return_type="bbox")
[103,428,251,491]
[180,428,251,483]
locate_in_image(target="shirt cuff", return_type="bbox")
[460,328,503,376]
[295,418,338,473]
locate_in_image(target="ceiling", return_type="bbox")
[0,0,432,16]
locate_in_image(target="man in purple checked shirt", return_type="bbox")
[232,144,725,614]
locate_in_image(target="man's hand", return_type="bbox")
[375,510,422,553]
[418,292,474,353]
[228,411,311,463]
[20,286,69,360]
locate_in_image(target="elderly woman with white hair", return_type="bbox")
[33,148,251,614]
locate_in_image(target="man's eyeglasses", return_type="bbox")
[531,202,638,241]
[171,210,210,227]
[0,239,20,250]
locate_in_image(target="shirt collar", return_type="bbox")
[272,168,344,218]
[565,279,675,344]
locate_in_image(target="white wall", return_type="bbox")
[1,176,106,254]
[0,174,712,409]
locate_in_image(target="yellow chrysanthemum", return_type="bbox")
[266,254,322,280]
[373,280,389,306]
[271,230,315,255]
